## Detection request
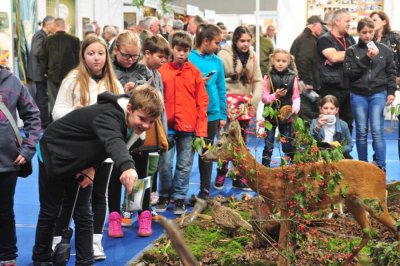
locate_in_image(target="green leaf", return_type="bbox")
[264,120,273,131]
[192,137,205,154]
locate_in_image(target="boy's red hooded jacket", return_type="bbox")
[159,61,209,137]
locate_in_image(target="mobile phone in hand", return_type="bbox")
[204,70,216,78]
[367,41,378,51]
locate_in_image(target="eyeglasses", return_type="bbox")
[117,47,139,60]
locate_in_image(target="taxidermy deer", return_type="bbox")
[202,120,399,266]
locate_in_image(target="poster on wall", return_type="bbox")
[47,0,76,35]
[124,13,136,29]
[307,0,384,35]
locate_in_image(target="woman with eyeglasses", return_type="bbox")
[112,30,153,93]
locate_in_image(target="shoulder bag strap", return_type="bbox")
[0,95,23,145]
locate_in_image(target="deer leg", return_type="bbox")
[344,197,371,265]
[277,210,290,266]
[364,200,400,251]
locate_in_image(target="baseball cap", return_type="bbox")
[307,15,327,25]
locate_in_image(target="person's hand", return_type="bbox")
[120,168,138,195]
[367,47,379,58]
[275,88,287,98]
[73,103,84,109]
[14,154,26,166]
[203,76,211,83]
[316,114,328,128]
[76,167,95,188]
[219,120,227,129]
[396,77,400,88]
[386,95,395,106]
[324,59,333,66]
[124,82,136,94]
[304,84,314,90]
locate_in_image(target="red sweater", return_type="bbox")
[159,61,209,137]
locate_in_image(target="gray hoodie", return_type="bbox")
[0,68,41,173]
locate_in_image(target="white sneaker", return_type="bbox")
[52,236,62,251]
[93,234,106,260]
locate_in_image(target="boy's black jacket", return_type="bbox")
[40,92,142,179]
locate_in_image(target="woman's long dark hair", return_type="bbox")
[231,26,252,85]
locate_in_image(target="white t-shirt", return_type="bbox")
[323,124,335,143]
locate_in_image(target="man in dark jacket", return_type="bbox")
[27,16,55,129]
[291,15,325,122]
[317,9,356,132]
[39,18,80,117]
[32,88,163,265]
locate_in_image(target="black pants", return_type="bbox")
[47,80,61,118]
[55,161,113,236]
[108,154,150,214]
[198,120,220,192]
[35,81,50,128]
[319,87,353,134]
[32,160,94,265]
[0,172,18,261]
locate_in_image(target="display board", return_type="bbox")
[46,0,76,34]
[307,0,384,34]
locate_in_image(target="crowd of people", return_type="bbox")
[0,8,399,266]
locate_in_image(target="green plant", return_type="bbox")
[370,241,400,266]
[132,0,172,14]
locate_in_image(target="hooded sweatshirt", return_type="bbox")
[188,49,227,122]
[0,68,41,173]
[40,92,143,179]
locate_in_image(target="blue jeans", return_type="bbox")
[158,134,194,200]
[351,91,387,169]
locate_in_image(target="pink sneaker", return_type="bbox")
[108,212,124,238]
[137,210,152,237]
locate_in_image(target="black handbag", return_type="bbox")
[0,97,32,177]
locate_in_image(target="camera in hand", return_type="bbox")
[324,115,336,126]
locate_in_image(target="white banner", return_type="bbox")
[204,9,216,20]
[144,0,160,9]
[186,4,198,16]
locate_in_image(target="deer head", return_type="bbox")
[202,120,244,162]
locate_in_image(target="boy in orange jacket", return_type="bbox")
[155,31,209,215]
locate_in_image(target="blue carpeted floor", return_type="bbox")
[14,122,400,265]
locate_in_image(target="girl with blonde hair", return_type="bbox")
[51,35,123,261]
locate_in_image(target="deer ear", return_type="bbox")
[228,120,241,140]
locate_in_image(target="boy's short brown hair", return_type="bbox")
[129,86,163,119]
[171,31,192,50]
[142,35,170,56]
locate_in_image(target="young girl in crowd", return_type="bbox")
[189,24,226,200]
[108,30,156,238]
[51,35,123,261]
[310,95,353,159]
[215,25,263,190]
[261,48,300,167]
[113,30,153,92]
[0,65,41,266]
[344,17,396,172]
